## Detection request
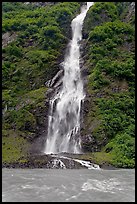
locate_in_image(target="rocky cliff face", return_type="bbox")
[24,2,58,6]
[2,2,81,165]
[2,2,135,168]
[79,2,135,167]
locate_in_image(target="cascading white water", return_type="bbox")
[44,2,94,154]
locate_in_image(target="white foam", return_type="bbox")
[81,178,123,193]
[52,159,66,169]
[74,159,100,170]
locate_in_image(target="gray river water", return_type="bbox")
[2,168,135,202]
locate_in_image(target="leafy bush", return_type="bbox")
[91,57,135,81]
[96,93,135,138]
[83,2,118,37]
[39,25,66,50]
[2,61,16,87]
[2,2,81,134]
[87,20,135,87]
[4,109,36,132]
[5,44,23,58]
[88,69,110,89]
[2,2,81,94]
[25,50,57,65]
[105,132,135,168]
[83,2,135,168]
[89,20,134,42]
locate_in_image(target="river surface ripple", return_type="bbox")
[2,168,135,202]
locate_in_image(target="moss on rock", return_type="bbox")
[81,2,135,168]
[2,130,30,163]
[2,2,81,166]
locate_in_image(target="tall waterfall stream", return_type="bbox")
[43,2,98,169]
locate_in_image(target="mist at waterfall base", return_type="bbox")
[2,169,135,202]
[44,2,94,154]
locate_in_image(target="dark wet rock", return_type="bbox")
[2,154,88,169]
[82,97,90,114]
[123,2,135,23]
[45,88,54,98]
[47,156,87,169]
[54,78,63,89]
[81,135,99,152]
[49,70,64,88]
[100,163,118,170]
[45,80,51,88]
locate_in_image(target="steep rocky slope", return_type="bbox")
[2,2,135,168]
[80,2,135,168]
[2,2,81,164]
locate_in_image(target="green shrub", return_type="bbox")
[96,92,135,139]
[4,109,36,132]
[83,2,135,168]
[5,44,23,57]
[83,2,118,37]
[89,20,134,42]
[25,50,57,64]
[105,133,135,168]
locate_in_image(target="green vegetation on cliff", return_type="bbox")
[2,2,81,163]
[2,2,135,168]
[82,2,135,168]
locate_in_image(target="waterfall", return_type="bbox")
[44,2,94,154]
